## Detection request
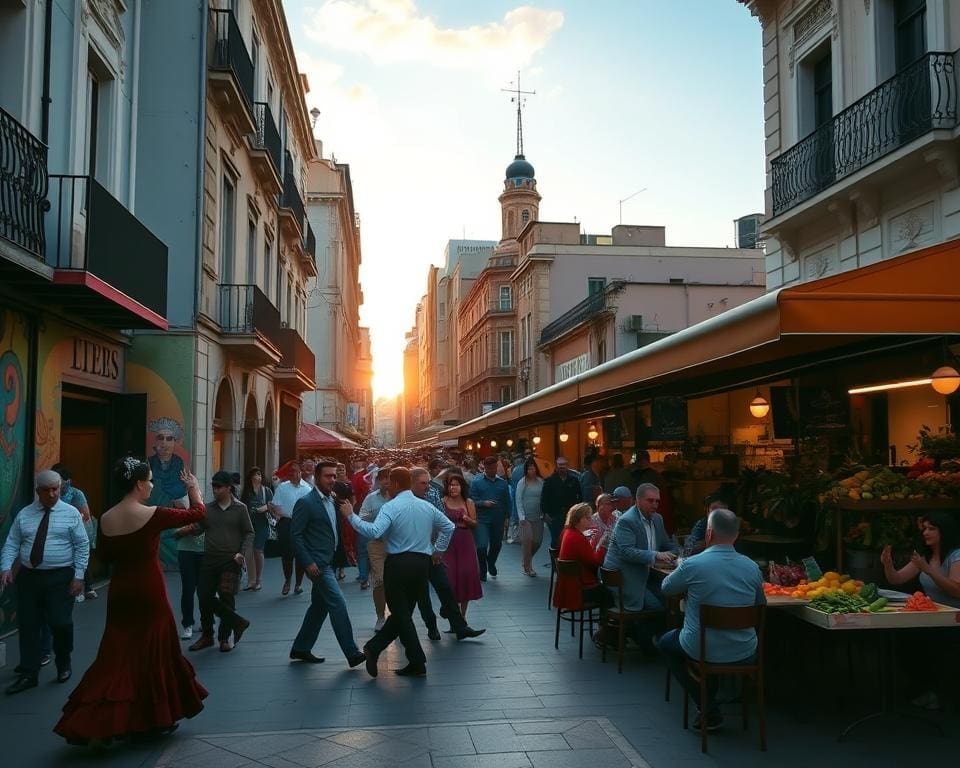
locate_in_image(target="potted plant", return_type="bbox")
[908,425,960,468]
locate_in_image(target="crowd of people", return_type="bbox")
[2,444,957,746]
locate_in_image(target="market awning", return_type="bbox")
[439,241,960,440]
[297,422,360,451]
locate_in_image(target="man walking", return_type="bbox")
[188,471,253,653]
[468,456,511,581]
[358,469,392,629]
[289,461,366,668]
[411,468,485,642]
[342,467,455,678]
[270,460,313,595]
[2,470,89,694]
[540,457,582,550]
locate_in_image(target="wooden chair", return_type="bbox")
[547,547,559,609]
[663,594,684,701]
[554,559,602,659]
[683,604,767,754]
[599,568,665,673]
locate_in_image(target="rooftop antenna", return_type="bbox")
[501,71,535,156]
[618,188,647,225]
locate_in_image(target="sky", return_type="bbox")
[282,0,765,398]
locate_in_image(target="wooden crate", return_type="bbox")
[796,603,960,630]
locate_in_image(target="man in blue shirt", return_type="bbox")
[344,467,455,678]
[658,507,765,732]
[468,456,511,581]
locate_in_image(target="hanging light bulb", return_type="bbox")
[559,431,569,443]
[749,392,770,419]
[586,422,599,441]
[490,439,498,448]
[532,435,542,446]
[931,365,960,395]
[466,441,473,451]
[506,438,514,448]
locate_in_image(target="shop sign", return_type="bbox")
[64,336,124,393]
[555,353,590,383]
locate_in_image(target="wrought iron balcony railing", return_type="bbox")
[280,151,305,231]
[209,9,255,109]
[539,280,624,347]
[252,101,282,177]
[0,107,48,258]
[218,283,283,347]
[771,51,959,216]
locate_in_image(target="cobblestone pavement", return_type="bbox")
[1,543,957,767]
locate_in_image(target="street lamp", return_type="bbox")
[931,366,960,395]
[749,393,770,419]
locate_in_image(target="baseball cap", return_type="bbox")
[612,486,633,499]
[211,470,233,486]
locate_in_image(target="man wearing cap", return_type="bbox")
[468,457,511,581]
[611,486,634,514]
[187,471,253,653]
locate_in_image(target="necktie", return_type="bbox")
[30,507,52,568]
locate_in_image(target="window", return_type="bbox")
[85,54,114,185]
[286,275,293,326]
[813,52,833,128]
[895,0,926,70]
[597,338,607,365]
[588,277,606,296]
[499,385,513,405]
[521,209,530,225]
[498,330,513,368]
[251,30,261,98]
[246,218,257,284]
[264,236,273,299]
[220,175,236,283]
[499,285,512,311]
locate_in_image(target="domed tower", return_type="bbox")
[496,74,541,255]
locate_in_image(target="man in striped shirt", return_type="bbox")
[1,470,89,695]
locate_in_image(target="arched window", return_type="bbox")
[521,209,530,224]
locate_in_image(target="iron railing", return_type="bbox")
[280,151,305,230]
[210,8,255,109]
[772,51,959,216]
[277,326,315,381]
[539,281,624,347]
[218,283,283,347]
[0,107,48,258]
[47,175,168,317]
[459,365,517,393]
[252,101,282,177]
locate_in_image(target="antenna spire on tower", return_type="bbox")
[502,71,535,156]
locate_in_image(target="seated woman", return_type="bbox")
[881,510,960,710]
[588,493,620,552]
[554,503,613,611]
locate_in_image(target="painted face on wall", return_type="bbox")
[154,430,177,461]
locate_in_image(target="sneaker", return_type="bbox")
[374,617,386,631]
[692,711,723,732]
[179,626,194,641]
[84,590,98,599]
[75,594,85,603]
[39,654,52,667]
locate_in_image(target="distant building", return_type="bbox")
[734,213,764,249]
[374,398,398,447]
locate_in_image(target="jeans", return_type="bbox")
[292,565,360,659]
[177,550,204,628]
[657,628,754,715]
[356,535,370,582]
[474,512,505,576]
[367,552,431,667]
[15,567,75,675]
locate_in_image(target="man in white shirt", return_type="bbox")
[1,470,89,694]
[269,461,313,595]
[358,471,391,629]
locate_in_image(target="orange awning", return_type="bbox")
[440,241,960,440]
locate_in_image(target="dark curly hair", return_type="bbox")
[114,456,150,494]
[442,471,467,497]
[920,511,960,560]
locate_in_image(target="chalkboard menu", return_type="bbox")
[651,396,688,440]
[799,387,849,435]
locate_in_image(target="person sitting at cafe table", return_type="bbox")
[602,483,677,654]
[588,493,620,552]
[683,492,728,557]
[657,507,766,733]
[554,503,613,612]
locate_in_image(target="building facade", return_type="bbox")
[303,150,371,440]
[739,0,959,288]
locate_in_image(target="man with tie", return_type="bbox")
[1,470,90,694]
[289,460,366,668]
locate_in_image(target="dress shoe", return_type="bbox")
[363,644,379,678]
[57,667,72,683]
[219,640,234,653]
[188,633,214,652]
[289,650,325,663]
[394,664,426,677]
[488,564,498,578]
[456,627,486,641]
[233,617,251,645]
[347,651,367,668]
[427,625,442,642]
[5,675,38,695]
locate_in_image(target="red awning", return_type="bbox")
[297,422,360,451]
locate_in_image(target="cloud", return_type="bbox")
[304,1,564,71]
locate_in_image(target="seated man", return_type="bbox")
[657,507,765,732]
[683,492,728,557]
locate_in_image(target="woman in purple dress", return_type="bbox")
[441,473,483,617]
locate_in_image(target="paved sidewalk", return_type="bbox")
[1,543,957,767]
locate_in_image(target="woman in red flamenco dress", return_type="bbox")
[55,458,208,746]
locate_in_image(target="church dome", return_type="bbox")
[505,154,535,181]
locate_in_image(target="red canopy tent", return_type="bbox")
[296,422,360,452]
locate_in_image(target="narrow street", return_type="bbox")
[2,544,956,768]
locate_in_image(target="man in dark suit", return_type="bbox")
[289,461,366,668]
[540,457,582,549]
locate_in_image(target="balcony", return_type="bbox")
[249,101,282,191]
[539,280,624,347]
[45,175,168,329]
[458,364,517,394]
[771,51,959,218]
[302,221,317,277]
[278,151,305,240]
[0,107,49,278]
[218,283,283,366]
[275,326,316,392]
[208,8,256,135]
